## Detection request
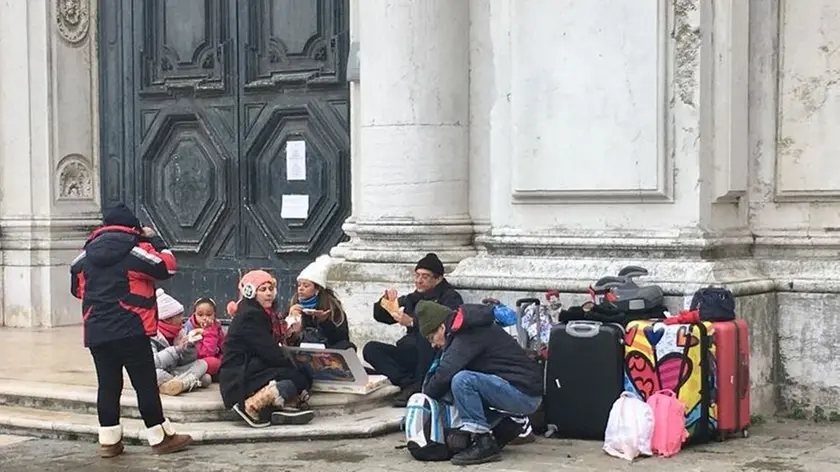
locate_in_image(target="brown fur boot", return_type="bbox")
[97,425,124,458]
[233,380,281,427]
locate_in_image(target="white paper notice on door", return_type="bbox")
[281,194,309,220]
[286,140,306,181]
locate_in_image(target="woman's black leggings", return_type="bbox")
[89,335,165,428]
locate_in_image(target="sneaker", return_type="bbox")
[270,408,315,425]
[200,374,212,388]
[450,433,502,466]
[151,433,192,455]
[97,441,124,458]
[284,390,312,412]
[233,403,271,428]
[446,429,471,455]
[508,432,537,445]
[178,373,202,392]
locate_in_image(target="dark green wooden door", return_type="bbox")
[99,0,350,315]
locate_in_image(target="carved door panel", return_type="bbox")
[236,0,351,300]
[99,0,350,313]
[131,0,242,307]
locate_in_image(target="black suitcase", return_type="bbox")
[544,320,625,440]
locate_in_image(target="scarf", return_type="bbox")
[265,308,287,344]
[299,294,319,310]
[158,320,181,345]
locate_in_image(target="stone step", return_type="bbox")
[0,380,400,423]
[0,404,403,444]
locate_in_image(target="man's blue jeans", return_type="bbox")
[450,370,542,434]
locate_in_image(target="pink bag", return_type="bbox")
[646,389,689,458]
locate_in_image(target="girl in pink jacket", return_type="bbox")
[183,298,225,378]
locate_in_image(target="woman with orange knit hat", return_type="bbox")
[218,270,314,428]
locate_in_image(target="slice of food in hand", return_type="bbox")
[187,329,204,343]
[379,297,401,318]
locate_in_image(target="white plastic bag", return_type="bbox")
[603,392,654,461]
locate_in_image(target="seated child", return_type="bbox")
[219,270,315,428]
[286,255,354,350]
[153,288,211,396]
[183,297,225,379]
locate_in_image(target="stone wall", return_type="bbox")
[0,0,100,328]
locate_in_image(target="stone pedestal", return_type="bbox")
[0,0,100,327]
[330,0,474,343]
[748,0,840,417]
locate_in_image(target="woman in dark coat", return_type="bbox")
[219,270,313,428]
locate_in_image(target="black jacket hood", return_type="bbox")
[84,226,139,268]
[445,304,495,336]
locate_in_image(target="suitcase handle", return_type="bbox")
[516,298,541,307]
[565,320,602,338]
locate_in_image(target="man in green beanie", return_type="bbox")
[415,300,543,466]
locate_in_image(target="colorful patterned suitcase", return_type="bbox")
[623,320,717,444]
[712,319,750,439]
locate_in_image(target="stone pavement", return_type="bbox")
[1,418,840,471]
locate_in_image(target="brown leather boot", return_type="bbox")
[147,419,192,455]
[97,425,124,458]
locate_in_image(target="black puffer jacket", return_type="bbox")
[372,280,463,333]
[218,299,310,409]
[70,225,177,347]
[423,304,544,400]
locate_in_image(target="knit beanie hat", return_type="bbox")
[416,300,452,337]
[297,255,332,288]
[225,270,276,316]
[415,253,444,277]
[156,288,184,320]
[103,203,141,230]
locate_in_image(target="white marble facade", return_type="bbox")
[1,0,840,417]
[0,0,101,328]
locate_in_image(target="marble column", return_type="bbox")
[0,0,100,327]
[330,0,474,344]
[333,0,474,264]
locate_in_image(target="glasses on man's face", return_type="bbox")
[414,272,434,282]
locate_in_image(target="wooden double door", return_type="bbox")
[99,0,351,311]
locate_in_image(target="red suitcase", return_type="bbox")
[712,319,750,439]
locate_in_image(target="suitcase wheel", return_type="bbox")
[742,429,749,439]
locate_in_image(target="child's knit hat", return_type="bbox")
[226,270,276,316]
[156,288,184,320]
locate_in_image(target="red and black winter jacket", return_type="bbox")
[70,225,177,347]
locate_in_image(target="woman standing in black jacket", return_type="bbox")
[219,270,314,428]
